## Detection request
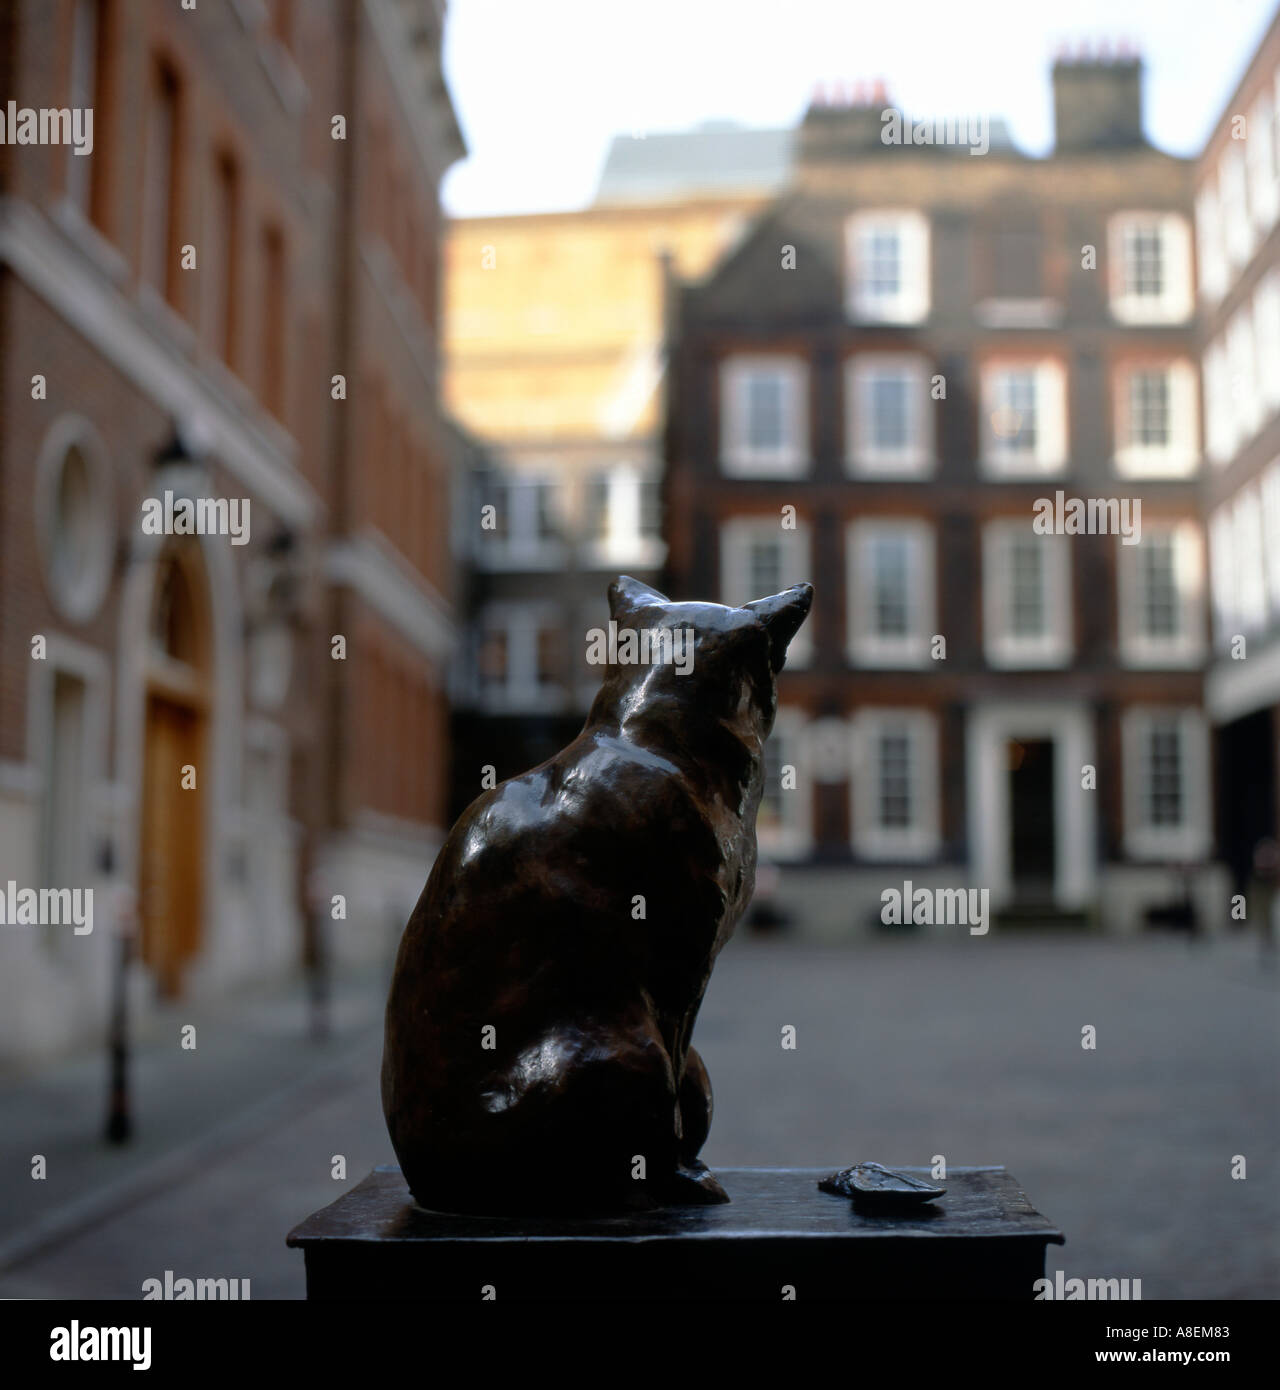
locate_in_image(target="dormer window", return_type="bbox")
[844,210,930,324]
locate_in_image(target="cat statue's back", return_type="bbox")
[382,575,813,1213]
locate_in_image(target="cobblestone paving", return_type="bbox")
[1,933,1275,1299]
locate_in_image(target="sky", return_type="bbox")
[441,0,1280,218]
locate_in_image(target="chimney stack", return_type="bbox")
[1052,44,1145,151]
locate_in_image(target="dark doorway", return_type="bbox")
[1218,708,1276,899]
[1009,738,1055,902]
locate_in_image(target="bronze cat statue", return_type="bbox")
[382,575,813,1213]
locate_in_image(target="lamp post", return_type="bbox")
[103,424,197,1145]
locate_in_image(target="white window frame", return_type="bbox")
[1195,178,1227,307]
[1113,359,1199,478]
[844,210,930,324]
[1107,213,1193,324]
[1227,305,1262,440]
[756,706,813,862]
[850,708,940,861]
[845,519,935,667]
[844,353,934,477]
[1253,269,1280,417]
[1203,340,1235,467]
[475,599,568,715]
[479,472,566,571]
[719,355,809,477]
[27,634,110,933]
[1116,522,1205,668]
[1208,504,1238,650]
[719,516,813,667]
[1220,146,1254,272]
[982,521,1073,668]
[979,359,1068,477]
[1261,461,1280,618]
[1232,484,1268,637]
[1121,707,1210,862]
[580,462,665,570]
[1247,85,1279,235]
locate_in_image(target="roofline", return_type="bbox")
[444,192,771,230]
[1198,0,1280,163]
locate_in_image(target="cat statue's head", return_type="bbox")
[587,576,813,748]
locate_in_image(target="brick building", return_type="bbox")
[663,56,1223,934]
[443,131,784,809]
[0,0,462,1061]
[1196,7,1280,910]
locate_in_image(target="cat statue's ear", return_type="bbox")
[608,575,670,619]
[744,583,814,673]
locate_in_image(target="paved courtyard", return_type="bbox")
[1,932,1275,1299]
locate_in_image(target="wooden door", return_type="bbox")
[139,692,204,997]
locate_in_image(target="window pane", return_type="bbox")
[1129,370,1169,446]
[746,374,785,450]
[1126,224,1164,297]
[1009,537,1044,636]
[993,370,1037,452]
[533,483,558,540]
[748,538,782,598]
[1147,719,1183,827]
[871,535,910,636]
[583,474,610,540]
[1141,538,1179,639]
[863,228,901,298]
[869,374,910,450]
[878,731,912,828]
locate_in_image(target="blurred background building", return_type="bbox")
[664,55,1215,935]
[1198,14,1280,907]
[0,0,462,1061]
[442,128,785,812]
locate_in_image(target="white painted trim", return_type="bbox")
[850,708,941,862]
[845,518,935,668]
[719,355,810,478]
[325,531,456,662]
[0,196,318,529]
[844,210,930,324]
[1116,522,1206,669]
[1112,359,1199,479]
[472,473,567,572]
[844,352,934,477]
[474,597,568,714]
[966,700,1096,910]
[580,462,667,569]
[33,413,115,625]
[27,632,111,900]
[982,521,1073,669]
[979,358,1068,478]
[1120,706,1211,862]
[1107,212,1194,324]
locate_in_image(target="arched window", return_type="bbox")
[149,546,208,670]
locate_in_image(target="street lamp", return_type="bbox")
[103,424,198,1145]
